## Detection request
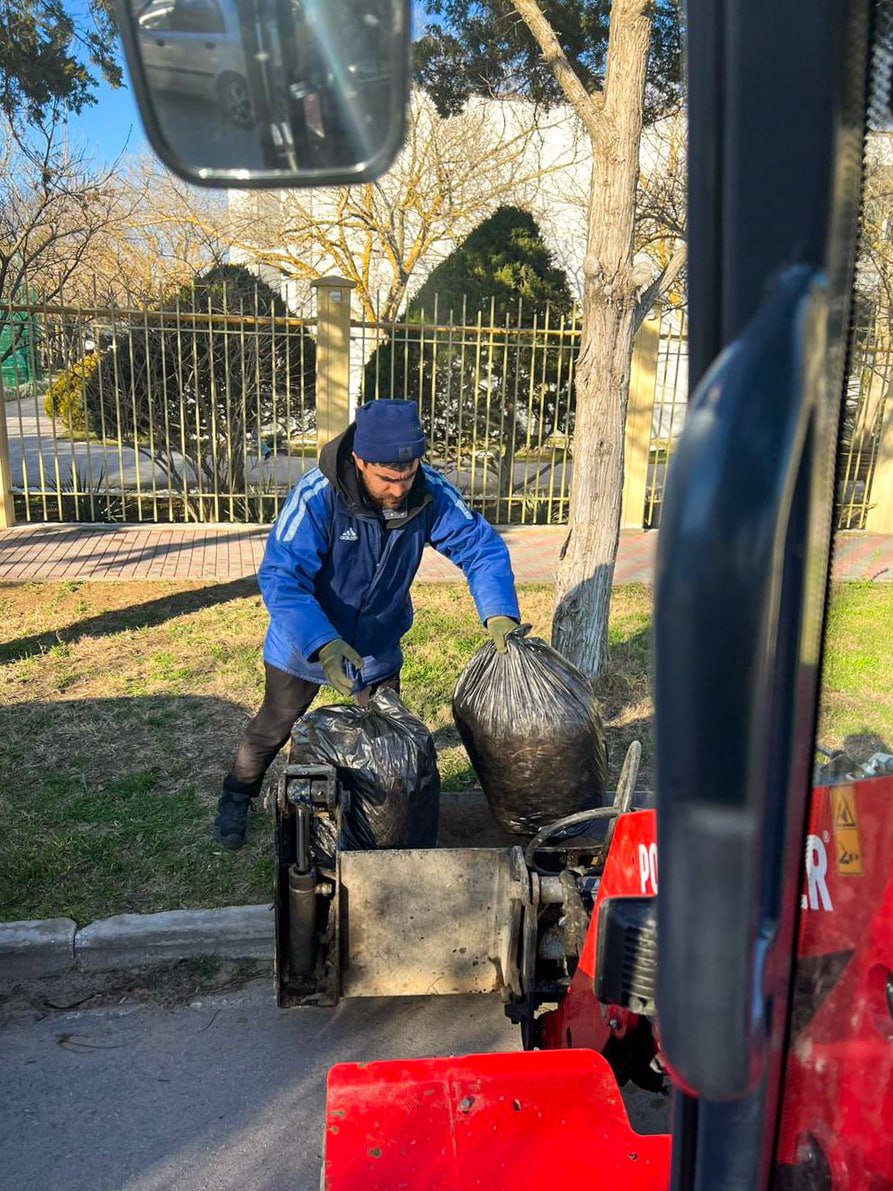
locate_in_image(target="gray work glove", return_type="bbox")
[486,616,519,654]
[319,638,363,696]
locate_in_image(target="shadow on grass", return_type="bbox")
[0,577,259,666]
[0,694,269,924]
[598,623,652,712]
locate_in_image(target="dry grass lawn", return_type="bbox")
[0,577,888,924]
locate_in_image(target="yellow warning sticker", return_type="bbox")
[830,786,862,875]
[833,789,857,827]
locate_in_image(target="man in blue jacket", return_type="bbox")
[213,398,520,848]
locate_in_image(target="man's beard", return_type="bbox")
[373,493,406,510]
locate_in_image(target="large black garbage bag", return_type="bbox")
[289,686,440,864]
[452,626,608,836]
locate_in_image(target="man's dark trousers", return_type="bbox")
[226,662,401,794]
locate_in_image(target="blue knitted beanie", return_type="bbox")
[353,399,426,464]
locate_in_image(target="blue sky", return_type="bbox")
[58,0,150,164]
[64,73,150,166]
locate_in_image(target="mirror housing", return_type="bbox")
[115,0,410,188]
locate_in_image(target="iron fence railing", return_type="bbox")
[837,310,893,529]
[639,305,891,531]
[2,295,317,524]
[644,306,688,529]
[357,297,580,524]
[1,289,890,529]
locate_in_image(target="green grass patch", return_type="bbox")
[0,574,890,924]
[817,582,893,750]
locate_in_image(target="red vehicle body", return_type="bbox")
[775,777,893,1185]
[324,775,893,1190]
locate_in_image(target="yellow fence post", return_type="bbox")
[621,309,661,530]
[0,374,16,528]
[313,276,356,456]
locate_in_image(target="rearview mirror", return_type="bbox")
[115,0,410,187]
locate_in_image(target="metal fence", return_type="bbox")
[1,293,317,524]
[1,287,891,530]
[356,297,580,524]
[837,309,893,529]
[637,304,893,532]
[644,307,689,529]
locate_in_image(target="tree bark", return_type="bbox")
[550,0,653,676]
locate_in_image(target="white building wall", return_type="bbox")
[228,97,682,313]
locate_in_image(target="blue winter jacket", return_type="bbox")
[258,426,520,688]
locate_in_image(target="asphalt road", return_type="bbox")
[1,979,668,1190]
[1,982,518,1191]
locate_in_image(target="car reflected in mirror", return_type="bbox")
[116,0,410,186]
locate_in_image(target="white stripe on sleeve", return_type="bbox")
[424,465,474,521]
[275,469,330,542]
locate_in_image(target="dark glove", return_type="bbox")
[486,616,519,654]
[319,637,363,696]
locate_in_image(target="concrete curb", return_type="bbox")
[0,904,274,982]
[0,791,519,984]
[0,792,527,984]
[0,918,77,980]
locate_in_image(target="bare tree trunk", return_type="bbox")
[495,404,520,523]
[550,0,652,677]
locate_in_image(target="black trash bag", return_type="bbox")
[452,625,608,837]
[289,686,440,864]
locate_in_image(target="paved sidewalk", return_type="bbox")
[0,523,890,585]
[0,523,658,585]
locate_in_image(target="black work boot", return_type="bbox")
[213,777,260,850]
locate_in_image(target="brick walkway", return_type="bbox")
[0,523,889,585]
[0,523,651,585]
